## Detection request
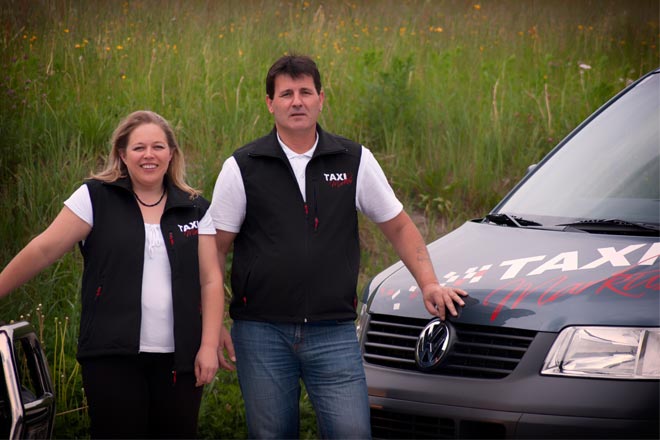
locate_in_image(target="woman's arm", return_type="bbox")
[215,230,237,371]
[0,206,91,299]
[194,234,224,386]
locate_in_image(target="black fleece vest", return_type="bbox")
[230,125,362,323]
[77,178,209,373]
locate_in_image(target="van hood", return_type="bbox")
[366,221,659,332]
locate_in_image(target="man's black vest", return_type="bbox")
[230,125,362,322]
[77,177,209,373]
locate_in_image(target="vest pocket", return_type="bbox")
[237,255,259,307]
[79,281,102,348]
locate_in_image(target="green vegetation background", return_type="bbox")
[0,0,658,437]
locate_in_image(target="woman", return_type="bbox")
[0,110,223,438]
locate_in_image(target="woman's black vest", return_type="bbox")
[77,177,209,373]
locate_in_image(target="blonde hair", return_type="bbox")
[90,110,200,198]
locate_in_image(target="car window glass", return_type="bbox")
[14,339,39,404]
[499,73,659,226]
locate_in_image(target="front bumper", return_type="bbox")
[365,332,659,439]
[368,396,658,439]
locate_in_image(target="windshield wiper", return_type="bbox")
[558,219,660,236]
[485,213,542,228]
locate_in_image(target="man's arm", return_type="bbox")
[377,210,468,320]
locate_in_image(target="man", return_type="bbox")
[210,54,467,439]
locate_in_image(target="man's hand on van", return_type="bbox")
[422,283,468,321]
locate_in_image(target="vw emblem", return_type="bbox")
[415,319,451,371]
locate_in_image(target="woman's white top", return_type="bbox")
[64,184,214,353]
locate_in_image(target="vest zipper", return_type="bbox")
[312,183,319,232]
[304,203,319,231]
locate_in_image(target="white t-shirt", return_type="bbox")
[64,184,215,353]
[209,135,403,233]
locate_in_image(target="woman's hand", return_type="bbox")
[194,344,219,386]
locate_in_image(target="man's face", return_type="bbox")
[266,73,324,137]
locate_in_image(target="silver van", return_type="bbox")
[358,68,659,439]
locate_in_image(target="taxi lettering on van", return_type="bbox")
[439,242,659,321]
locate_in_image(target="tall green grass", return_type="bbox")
[1,0,658,438]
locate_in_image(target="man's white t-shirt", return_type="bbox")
[64,184,215,353]
[209,135,403,233]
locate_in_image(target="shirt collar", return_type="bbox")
[276,132,318,159]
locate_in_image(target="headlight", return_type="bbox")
[542,326,660,379]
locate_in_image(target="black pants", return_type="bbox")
[81,353,203,439]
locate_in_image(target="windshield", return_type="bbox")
[497,72,659,227]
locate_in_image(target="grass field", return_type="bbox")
[0,0,658,437]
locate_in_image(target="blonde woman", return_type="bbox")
[0,111,223,438]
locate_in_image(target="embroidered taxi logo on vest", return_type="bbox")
[323,172,354,188]
[178,221,199,237]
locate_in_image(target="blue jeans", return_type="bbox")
[231,319,371,439]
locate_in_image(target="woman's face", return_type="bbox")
[120,123,173,189]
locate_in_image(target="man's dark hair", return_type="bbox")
[266,54,322,99]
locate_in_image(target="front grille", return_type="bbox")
[363,313,536,379]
